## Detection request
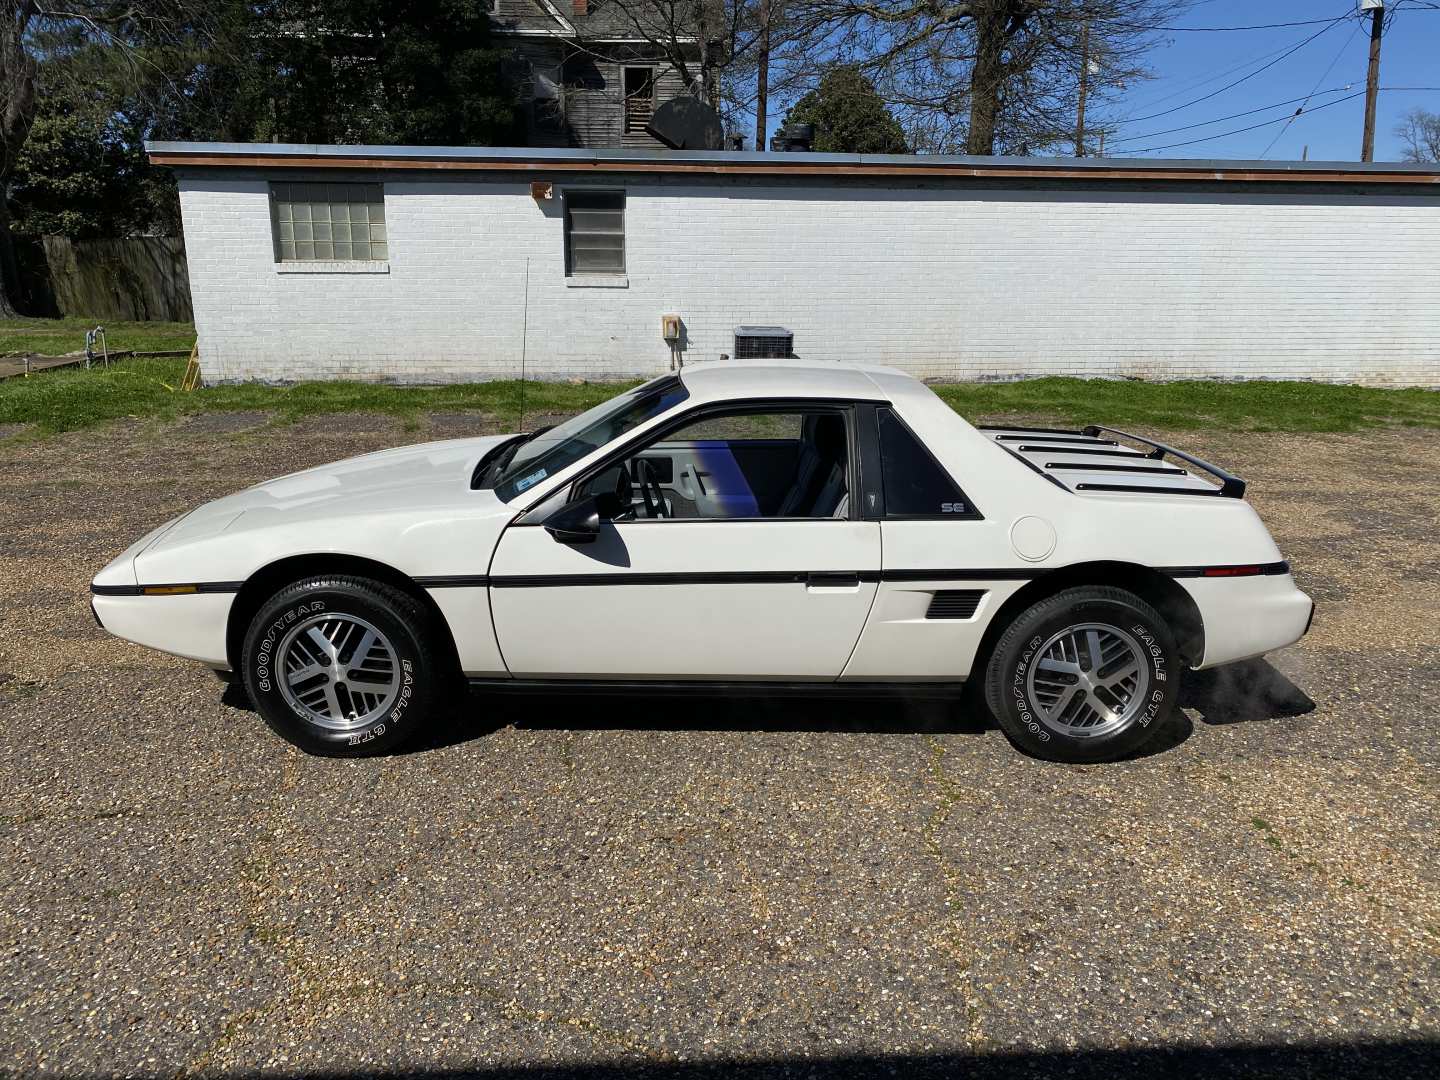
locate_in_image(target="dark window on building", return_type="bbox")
[623,67,656,133]
[565,190,625,275]
[876,408,974,518]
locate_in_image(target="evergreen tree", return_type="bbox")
[782,67,907,154]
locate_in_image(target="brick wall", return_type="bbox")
[178,173,1440,387]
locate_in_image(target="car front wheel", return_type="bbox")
[240,575,441,756]
[983,586,1179,763]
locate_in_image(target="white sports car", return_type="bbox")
[91,361,1313,763]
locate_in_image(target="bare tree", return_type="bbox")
[1395,108,1440,163]
[773,0,1194,154]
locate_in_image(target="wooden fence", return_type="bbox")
[15,236,192,322]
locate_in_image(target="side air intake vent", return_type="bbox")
[925,590,986,620]
[734,326,794,360]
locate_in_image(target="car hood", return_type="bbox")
[186,434,516,525]
[94,434,522,589]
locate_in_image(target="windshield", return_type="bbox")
[492,375,690,502]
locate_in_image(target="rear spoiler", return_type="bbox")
[1080,425,1247,498]
[979,424,1248,499]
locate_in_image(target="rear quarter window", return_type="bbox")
[877,408,978,518]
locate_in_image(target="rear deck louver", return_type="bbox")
[734,326,794,360]
[925,590,986,620]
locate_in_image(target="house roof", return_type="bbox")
[144,142,1440,186]
[490,0,699,44]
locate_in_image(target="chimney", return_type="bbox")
[573,0,587,14]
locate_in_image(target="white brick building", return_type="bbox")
[150,143,1440,387]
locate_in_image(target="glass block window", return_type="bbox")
[565,189,624,275]
[271,182,388,262]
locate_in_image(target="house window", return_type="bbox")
[623,67,656,133]
[565,190,624,275]
[532,63,565,133]
[271,182,387,262]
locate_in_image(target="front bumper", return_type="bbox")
[90,591,234,667]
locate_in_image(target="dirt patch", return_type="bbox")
[425,411,501,440]
[178,410,274,435]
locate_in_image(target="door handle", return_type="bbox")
[806,573,861,589]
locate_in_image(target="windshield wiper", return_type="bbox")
[470,426,553,490]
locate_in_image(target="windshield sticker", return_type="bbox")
[513,468,548,493]
[512,469,544,495]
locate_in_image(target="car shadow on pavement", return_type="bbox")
[476,687,993,742]
[222,662,1316,758]
[219,681,993,757]
[208,1038,1437,1079]
[1180,658,1317,727]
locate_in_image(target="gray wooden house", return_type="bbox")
[490,0,702,149]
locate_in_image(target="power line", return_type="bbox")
[1116,35,1342,116]
[1116,90,1368,153]
[1259,15,1365,158]
[1095,16,1350,33]
[1109,86,1357,146]
[1113,88,1440,155]
[1118,12,1355,126]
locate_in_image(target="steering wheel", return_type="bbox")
[637,458,669,519]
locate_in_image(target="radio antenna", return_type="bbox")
[518,256,531,432]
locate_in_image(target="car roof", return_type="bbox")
[676,359,924,405]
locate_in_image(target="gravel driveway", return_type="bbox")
[0,412,1436,1079]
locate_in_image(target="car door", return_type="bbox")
[487,404,881,680]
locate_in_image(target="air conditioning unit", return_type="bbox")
[733,326,794,360]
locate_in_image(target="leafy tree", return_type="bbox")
[257,0,517,145]
[8,60,173,238]
[0,0,519,314]
[782,67,906,153]
[0,4,191,313]
[1395,108,1440,163]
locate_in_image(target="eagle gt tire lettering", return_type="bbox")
[240,575,441,757]
[984,585,1179,764]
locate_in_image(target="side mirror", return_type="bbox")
[543,492,623,545]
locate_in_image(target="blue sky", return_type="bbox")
[756,1,1439,161]
[1096,0,1439,161]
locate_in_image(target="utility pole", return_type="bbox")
[1361,0,1385,162]
[1074,20,1090,157]
[756,0,771,151]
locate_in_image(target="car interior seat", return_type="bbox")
[777,414,848,518]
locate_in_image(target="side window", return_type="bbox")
[565,189,624,275]
[584,408,852,521]
[876,408,975,518]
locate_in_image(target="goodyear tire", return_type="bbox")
[984,586,1179,764]
[241,575,440,756]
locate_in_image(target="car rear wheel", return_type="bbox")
[983,586,1179,763]
[240,575,441,756]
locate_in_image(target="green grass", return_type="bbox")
[0,358,633,434]
[1,357,1436,436]
[933,377,1440,433]
[0,317,196,357]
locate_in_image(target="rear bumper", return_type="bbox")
[1181,573,1314,670]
